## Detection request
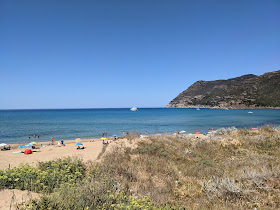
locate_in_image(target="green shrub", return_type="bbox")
[0,157,86,193]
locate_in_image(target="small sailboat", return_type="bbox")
[248,111,253,114]
[130,106,138,111]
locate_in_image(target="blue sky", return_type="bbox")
[1,0,280,109]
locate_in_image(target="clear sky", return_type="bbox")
[1,0,280,109]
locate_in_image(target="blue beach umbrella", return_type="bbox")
[75,142,83,146]
[112,134,118,137]
[25,144,33,147]
[18,145,25,148]
[202,130,207,133]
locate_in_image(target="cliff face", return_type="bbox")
[165,70,280,109]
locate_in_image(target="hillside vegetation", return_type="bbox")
[1,126,280,209]
[166,70,280,109]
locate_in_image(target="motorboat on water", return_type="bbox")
[196,108,200,110]
[130,106,138,111]
[248,111,253,114]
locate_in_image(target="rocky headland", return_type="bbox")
[166,70,280,109]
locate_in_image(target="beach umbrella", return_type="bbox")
[112,134,118,137]
[188,133,193,135]
[25,144,33,147]
[202,130,207,133]
[30,142,37,145]
[100,137,107,140]
[252,128,258,130]
[195,132,201,135]
[18,145,25,148]
[179,130,186,134]
[75,142,83,145]
[75,138,81,142]
[0,143,7,147]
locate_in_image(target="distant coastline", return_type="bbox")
[165,105,280,109]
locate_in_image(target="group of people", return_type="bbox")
[50,137,65,147]
[1,145,11,151]
[102,140,109,146]
[29,135,39,140]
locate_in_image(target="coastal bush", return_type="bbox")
[202,166,280,201]
[215,126,237,136]
[23,168,158,209]
[201,176,245,199]
[0,157,85,193]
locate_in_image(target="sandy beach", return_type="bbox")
[0,138,110,170]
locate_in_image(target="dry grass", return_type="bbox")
[96,126,280,209]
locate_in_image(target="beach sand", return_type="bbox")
[0,189,40,210]
[0,138,109,170]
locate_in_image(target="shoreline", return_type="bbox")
[4,137,113,150]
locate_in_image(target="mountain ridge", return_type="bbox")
[165,70,280,109]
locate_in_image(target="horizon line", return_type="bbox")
[0,107,165,111]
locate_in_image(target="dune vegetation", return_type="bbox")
[1,126,280,209]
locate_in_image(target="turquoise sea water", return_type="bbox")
[1,108,280,144]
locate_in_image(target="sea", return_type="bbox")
[1,108,280,144]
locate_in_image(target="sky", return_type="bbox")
[1,0,280,109]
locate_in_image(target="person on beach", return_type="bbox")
[38,135,39,140]
[29,136,30,140]
[34,135,36,138]
[51,137,54,145]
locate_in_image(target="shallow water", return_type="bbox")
[0,108,280,144]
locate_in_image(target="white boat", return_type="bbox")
[248,111,253,114]
[196,108,200,110]
[130,106,138,111]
